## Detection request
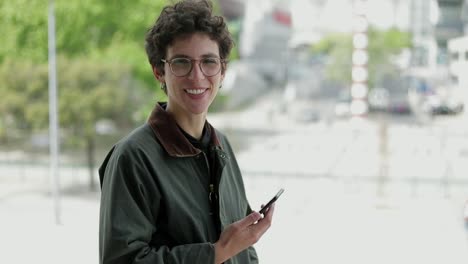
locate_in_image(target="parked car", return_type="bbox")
[408,75,464,116]
[368,87,389,112]
[407,75,433,115]
[387,92,412,114]
[374,73,412,114]
[425,84,464,115]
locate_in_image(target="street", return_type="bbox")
[213,92,468,263]
[1,93,468,263]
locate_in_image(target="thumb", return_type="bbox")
[236,212,262,229]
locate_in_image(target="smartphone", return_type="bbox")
[259,188,284,215]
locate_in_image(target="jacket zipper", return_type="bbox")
[201,152,217,215]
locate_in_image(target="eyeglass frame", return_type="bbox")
[161,57,226,77]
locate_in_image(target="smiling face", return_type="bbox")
[154,33,224,120]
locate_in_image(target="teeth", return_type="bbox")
[186,89,205,95]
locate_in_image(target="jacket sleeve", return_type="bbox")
[99,146,215,264]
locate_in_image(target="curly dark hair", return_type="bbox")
[145,0,233,75]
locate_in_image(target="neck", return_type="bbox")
[166,106,206,140]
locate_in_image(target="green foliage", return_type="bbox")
[0,0,48,63]
[0,0,167,91]
[0,0,170,131]
[0,58,145,137]
[227,19,241,61]
[310,27,412,88]
[57,57,142,138]
[311,33,351,55]
[0,59,49,130]
[367,27,412,86]
[0,0,221,187]
[311,33,353,85]
[0,0,232,142]
[210,0,221,15]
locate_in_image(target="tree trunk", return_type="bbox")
[86,135,96,191]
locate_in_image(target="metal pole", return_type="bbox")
[48,0,61,225]
[351,0,369,118]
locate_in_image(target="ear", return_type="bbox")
[152,66,165,83]
[220,62,227,81]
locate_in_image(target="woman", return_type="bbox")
[98,1,275,264]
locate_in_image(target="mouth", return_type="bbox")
[185,88,208,95]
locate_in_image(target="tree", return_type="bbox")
[311,33,354,86]
[57,57,145,190]
[0,0,166,189]
[0,57,145,190]
[0,60,49,141]
[0,0,167,91]
[311,27,412,88]
[0,0,232,189]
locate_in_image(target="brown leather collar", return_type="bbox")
[147,102,222,157]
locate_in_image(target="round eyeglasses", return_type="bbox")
[161,57,224,77]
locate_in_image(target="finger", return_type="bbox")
[259,202,275,216]
[253,204,275,229]
[256,204,275,230]
[250,217,272,239]
[258,204,267,216]
[236,211,262,229]
[263,203,275,217]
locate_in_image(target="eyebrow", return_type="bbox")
[168,53,220,60]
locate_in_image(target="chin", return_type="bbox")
[188,106,209,115]
[187,100,213,115]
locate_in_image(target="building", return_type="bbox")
[447,0,468,113]
[219,0,245,20]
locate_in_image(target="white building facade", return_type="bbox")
[447,0,468,113]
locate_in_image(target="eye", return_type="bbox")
[202,58,219,65]
[171,58,191,66]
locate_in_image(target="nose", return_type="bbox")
[187,61,205,80]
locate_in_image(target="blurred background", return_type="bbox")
[1,0,468,263]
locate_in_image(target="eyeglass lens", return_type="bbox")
[169,58,221,77]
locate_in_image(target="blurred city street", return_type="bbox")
[214,91,468,264]
[2,0,468,263]
[1,92,468,264]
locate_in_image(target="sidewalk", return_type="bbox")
[1,176,467,264]
[0,189,99,264]
[1,93,468,263]
[245,176,468,264]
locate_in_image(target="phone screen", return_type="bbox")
[259,188,284,215]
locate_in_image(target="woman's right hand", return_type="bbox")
[214,204,275,264]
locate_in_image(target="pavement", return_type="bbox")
[212,92,468,263]
[246,176,468,264]
[1,174,467,264]
[1,93,468,263]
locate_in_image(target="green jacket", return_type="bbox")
[99,103,258,264]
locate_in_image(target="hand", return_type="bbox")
[214,204,275,264]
